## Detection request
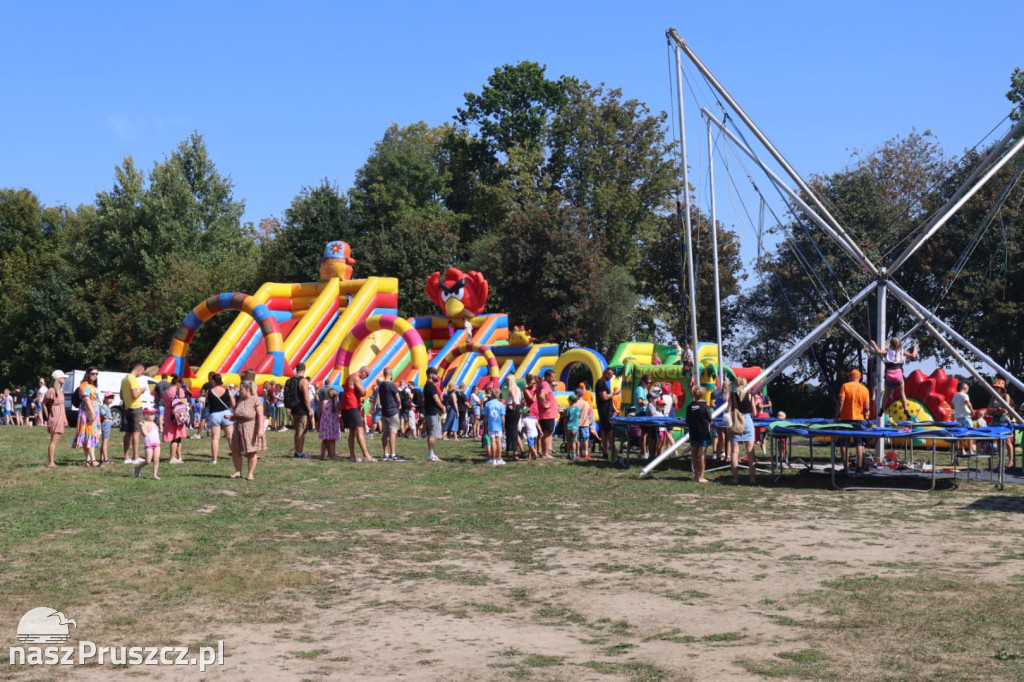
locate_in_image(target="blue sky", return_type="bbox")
[3,1,1021,240]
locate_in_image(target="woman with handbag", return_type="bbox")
[726,377,757,485]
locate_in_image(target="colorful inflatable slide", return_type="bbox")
[159,242,758,419]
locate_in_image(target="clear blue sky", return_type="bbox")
[3,1,1021,235]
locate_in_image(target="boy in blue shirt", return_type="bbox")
[483,389,506,466]
[565,394,581,460]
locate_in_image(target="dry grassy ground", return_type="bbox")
[1,426,1023,681]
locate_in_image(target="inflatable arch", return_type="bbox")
[437,342,501,388]
[163,293,284,377]
[553,348,607,389]
[335,315,428,385]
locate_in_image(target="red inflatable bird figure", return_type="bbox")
[426,267,489,319]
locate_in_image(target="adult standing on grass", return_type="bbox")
[120,363,146,464]
[154,374,170,433]
[229,381,266,480]
[43,370,68,468]
[287,362,315,459]
[163,375,188,464]
[206,372,235,465]
[835,369,870,476]
[343,367,373,462]
[423,366,444,462]
[376,367,404,461]
[727,377,756,485]
[504,374,523,459]
[73,367,102,467]
[596,367,618,459]
[538,369,558,459]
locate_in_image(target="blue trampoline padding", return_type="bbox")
[611,416,689,428]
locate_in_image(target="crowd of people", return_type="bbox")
[10,337,1021,482]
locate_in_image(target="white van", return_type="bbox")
[62,370,157,429]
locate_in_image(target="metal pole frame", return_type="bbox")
[673,43,701,364]
[668,29,876,274]
[707,118,724,389]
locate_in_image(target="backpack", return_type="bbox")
[170,391,190,426]
[283,376,302,410]
[71,386,82,409]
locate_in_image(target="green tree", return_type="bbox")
[547,80,680,268]
[265,179,355,283]
[1008,67,1024,121]
[736,132,948,393]
[349,122,464,315]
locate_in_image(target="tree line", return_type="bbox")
[1,62,1021,417]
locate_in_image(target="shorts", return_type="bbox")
[341,409,362,430]
[101,421,112,440]
[884,368,904,386]
[842,435,865,448]
[201,407,210,421]
[539,418,555,435]
[957,417,973,429]
[120,407,143,433]
[487,430,503,444]
[381,414,400,435]
[728,414,755,443]
[401,409,413,423]
[565,430,577,445]
[208,410,233,428]
[598,407,614,433]
[690,438,713,448]
[527,436,537,448]
[425,414,442,438]
[578,426,590,441]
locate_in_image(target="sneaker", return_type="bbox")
[388,454,405,462]
[293,452,310,459]
[152,475,160,480]
[132,458,145,465]
[495,459,506,466]
[189,434,201,440]
[484,459,495,466]
[123,459,133,465]
[210,459,218,464]
[133,463,144,478]
[428,453,441,462]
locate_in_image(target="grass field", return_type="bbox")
[2,425,1024,681]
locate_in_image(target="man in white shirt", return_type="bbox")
[952,382,976,456]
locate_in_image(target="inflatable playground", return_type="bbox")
[157,242,761,414]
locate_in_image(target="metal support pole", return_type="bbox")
[889,128,1024,272]
[667,29,874,271]
[674,43,701,361]
[874,279,887,461]
[707,118,724,386]
[701,109,876,276]
[886,281,1024,394]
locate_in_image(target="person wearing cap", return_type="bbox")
[835,369,870,475]
[988,379,1017,467]
[43,370,68,467]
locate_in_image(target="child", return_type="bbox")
[135,407,162,480]
[686,381,713,483]
[99,393,115,464]
[521,412,539,460]
[576,389,593,460]
[319,388,341,460]
[564,395,581,460]
[483,389,506,466]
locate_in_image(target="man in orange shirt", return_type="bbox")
[835,369,870,475]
